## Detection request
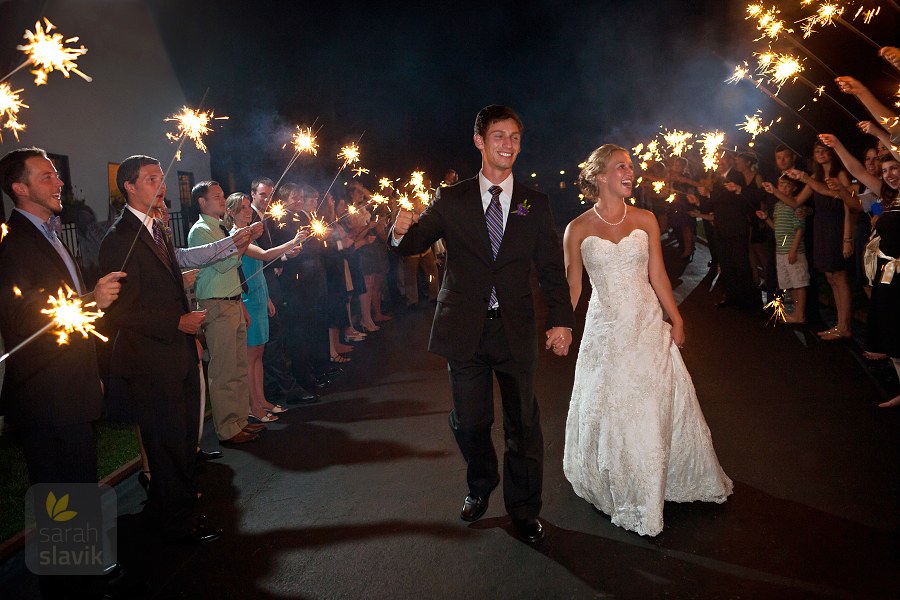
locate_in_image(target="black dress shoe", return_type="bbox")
[196,449,223,461]
[167,524,222,545]
[460,495,489,522]
[512,518,544,544]
[284,386,320,404]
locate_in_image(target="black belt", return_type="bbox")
[486,307,500,319]
[206,295,242,301]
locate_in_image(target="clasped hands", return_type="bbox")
[545,327,572,356]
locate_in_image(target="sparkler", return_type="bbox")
[315,136,365,213]
[0,286,106,365]
[763,293,787,325]
[662,130,694,157]
[307,214,328,239]
[799,2,842,38]
[0,83,28,142]
[699,131,726,171]
[287,125,318,156]
[265,200,288,222]
[352,166,370,177]
[370,193,389,206]
[164,106,228,153]
[0,223,8,243]
[379,177,394,190]
[738,110,772,141]
[1,19,92,86]
[397,196,414,211]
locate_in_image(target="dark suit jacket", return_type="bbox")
[391,177,573,364]
[710,169,762,239]
[98,208,196,382]
[0,210,103,428]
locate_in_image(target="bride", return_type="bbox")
[562,144,733,537]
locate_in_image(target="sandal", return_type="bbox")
[820,329,851,341]
[249,412,279,423]
[331,353,351,363]
[266,404,288,414]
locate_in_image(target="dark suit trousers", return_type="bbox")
[262,269,300,395]
[718,234,761,308]
[447,317,543,520]
[19,422,97,485]
[128,373,199,539]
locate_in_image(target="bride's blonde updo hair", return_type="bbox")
[578,143,629,201]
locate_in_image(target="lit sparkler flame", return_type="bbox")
[409,170,425,190]
[747,4,792,40]
[0,83,28,142]
[265,200,288,222]
[799,2,843,38]
[308,215,328,238]
[662,129,694,157]
[652,181,666,194]
[370,193,388,206]
[347,204,358,215]
[12,285,21,297]
[41,285,107,345]
[738,110,772,141]
[338,144,360,165]
[164,106,228,153]
[665,193,676,204]
[416,190,431,205]
[397,196,414,211]
[0,223,8,243]
[352,166,370,177]
[756,51,803,90]
[764,293,787,325]
[379,177,393,190]
[726,63,752,85]
[288,126,318,156]
[699,131,726,171]
[17,18,92,86]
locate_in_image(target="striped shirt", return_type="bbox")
[773,201,805,255]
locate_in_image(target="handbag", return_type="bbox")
[863,232,880,286]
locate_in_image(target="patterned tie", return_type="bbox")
[485,185,504,307]
[151,219,168,253]
[42,215,62,237]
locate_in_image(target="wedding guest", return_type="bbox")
[188,181,261,443]
[100,155,220,544]
[784,141,860,339]
[761,176,808,323]
[249,176,319,403]
[225,192,304,421]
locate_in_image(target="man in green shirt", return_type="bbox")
[188,181,261,444]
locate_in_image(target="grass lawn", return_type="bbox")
[0,421,139,544]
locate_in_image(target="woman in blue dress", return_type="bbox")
[226,193,305,421]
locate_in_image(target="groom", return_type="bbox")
[390,105,574,543]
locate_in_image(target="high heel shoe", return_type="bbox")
[359,322,380,332]
[249,412,279,423]
[138,471,151,495]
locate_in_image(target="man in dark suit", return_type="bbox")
[0,147,124,598]
[99,155,220,544]
[390,105,574,544]
[0,147,124,486]
[709,152,763,309]
[249,176,319,404]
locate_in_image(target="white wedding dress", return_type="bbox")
[563,229,733,537]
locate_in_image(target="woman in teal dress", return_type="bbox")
[226,193,305,421]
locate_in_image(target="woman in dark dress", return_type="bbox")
[785,141,860,339]
[820,134,900,407]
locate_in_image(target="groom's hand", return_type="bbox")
[545,327,572,356]
[393,210,414,239]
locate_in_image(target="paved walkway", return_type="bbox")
[2,242,898,599]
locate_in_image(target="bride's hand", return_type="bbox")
[671,322,685,349]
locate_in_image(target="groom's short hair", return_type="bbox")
[474,105,523,138]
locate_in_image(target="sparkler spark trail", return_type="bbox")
[738,110,772,141]
[164,106,229,153]
[338,144,361,165]
[352,166,370,177]
[41,286,107,345]
[286,125,318,156]
[726,63,753,85]
[0,83,28,142]
[662,130,694,157]
[799,2,843,38]
[764,294,787,325]
[699,131,726,172]
[10,18,92,86]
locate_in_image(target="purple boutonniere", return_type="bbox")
[514,199,531,217]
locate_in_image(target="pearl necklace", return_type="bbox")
[593,201,627,226]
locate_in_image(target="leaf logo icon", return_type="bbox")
[45,491,78,522]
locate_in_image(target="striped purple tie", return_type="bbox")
[486,185,503,307]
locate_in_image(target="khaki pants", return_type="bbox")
[198,298,250,440]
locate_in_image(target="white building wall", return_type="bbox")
[1,0,210,220]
